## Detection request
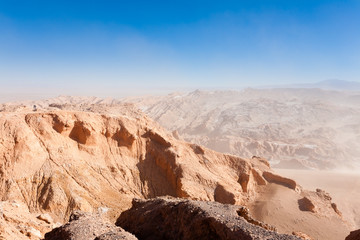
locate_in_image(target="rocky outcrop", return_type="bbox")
[116,197,301,240]
[44,211,136,240]
[345,229,360,240]
[0,101,350,239]
[37,213,53,224]
[292,231,314,240]
[0,201,55,240]
[331,203,342,216]
[0,109,277,223]
[297,189,343,217]
[298,197,316,212]
[315,188,332,201]
[262,171,297,190]
[236,206,276,231]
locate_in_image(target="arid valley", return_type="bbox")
[1,88,360,240]
[2,1,360,239]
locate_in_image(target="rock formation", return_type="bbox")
[298,197,316,212]
[297,189,343,217]
[0,100,351,239]
[0,106,277,223]
[262,171,297,190]
[44,211,136,240]
[116,197,301,240]
[292,231,314,240]
[0,200,55,240]
[123,89,360,170]
[345,229,360,240]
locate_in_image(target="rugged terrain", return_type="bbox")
[44,197,303,240]
[125,88,360,170]
[0,98,353,239]
[44,211,137,240]
[116,197,302,240]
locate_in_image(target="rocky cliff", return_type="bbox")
[0,108,272,221]
[0,101,351,239]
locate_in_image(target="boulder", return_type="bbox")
[116,197,301,240]
[298,197,316,213]
[262,171,297,190]
[44,211,137,240]
[345,229,360,240]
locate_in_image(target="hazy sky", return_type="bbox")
[1,0,360,100]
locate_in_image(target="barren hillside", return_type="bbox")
[126,88,360,170]
[0,99,351,239]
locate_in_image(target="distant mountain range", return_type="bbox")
[124,88,360,170]
[262,79,360,91]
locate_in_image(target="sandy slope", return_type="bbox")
[248,182,350,240]
[275,169,360,230]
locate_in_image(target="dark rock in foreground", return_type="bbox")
[44,211,137,240]
[345,229,360,240]
[116,197,301,240]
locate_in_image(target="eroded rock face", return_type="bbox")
[0,109,274,222]
[123,89,360,170]
[116,197,301,240]
[297,189,342,217]
[0,102,349,239]
[262,171,297,190]
[0,201,54,240]
[44,211,137,240]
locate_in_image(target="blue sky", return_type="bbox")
[1,0,360,100]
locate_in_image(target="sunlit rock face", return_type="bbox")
[0,98,351,240]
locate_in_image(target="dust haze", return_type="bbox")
[125,87,360,170]
[1,85,360,239]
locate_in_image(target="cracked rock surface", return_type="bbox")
[116,197,301,240]
[44,211,137,240]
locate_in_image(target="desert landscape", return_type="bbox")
[126,88,360,170]
[125,87,360,238]
[2,1,360,239]
[0,95,358,239]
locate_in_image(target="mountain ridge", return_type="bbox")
[0,100,351,239]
